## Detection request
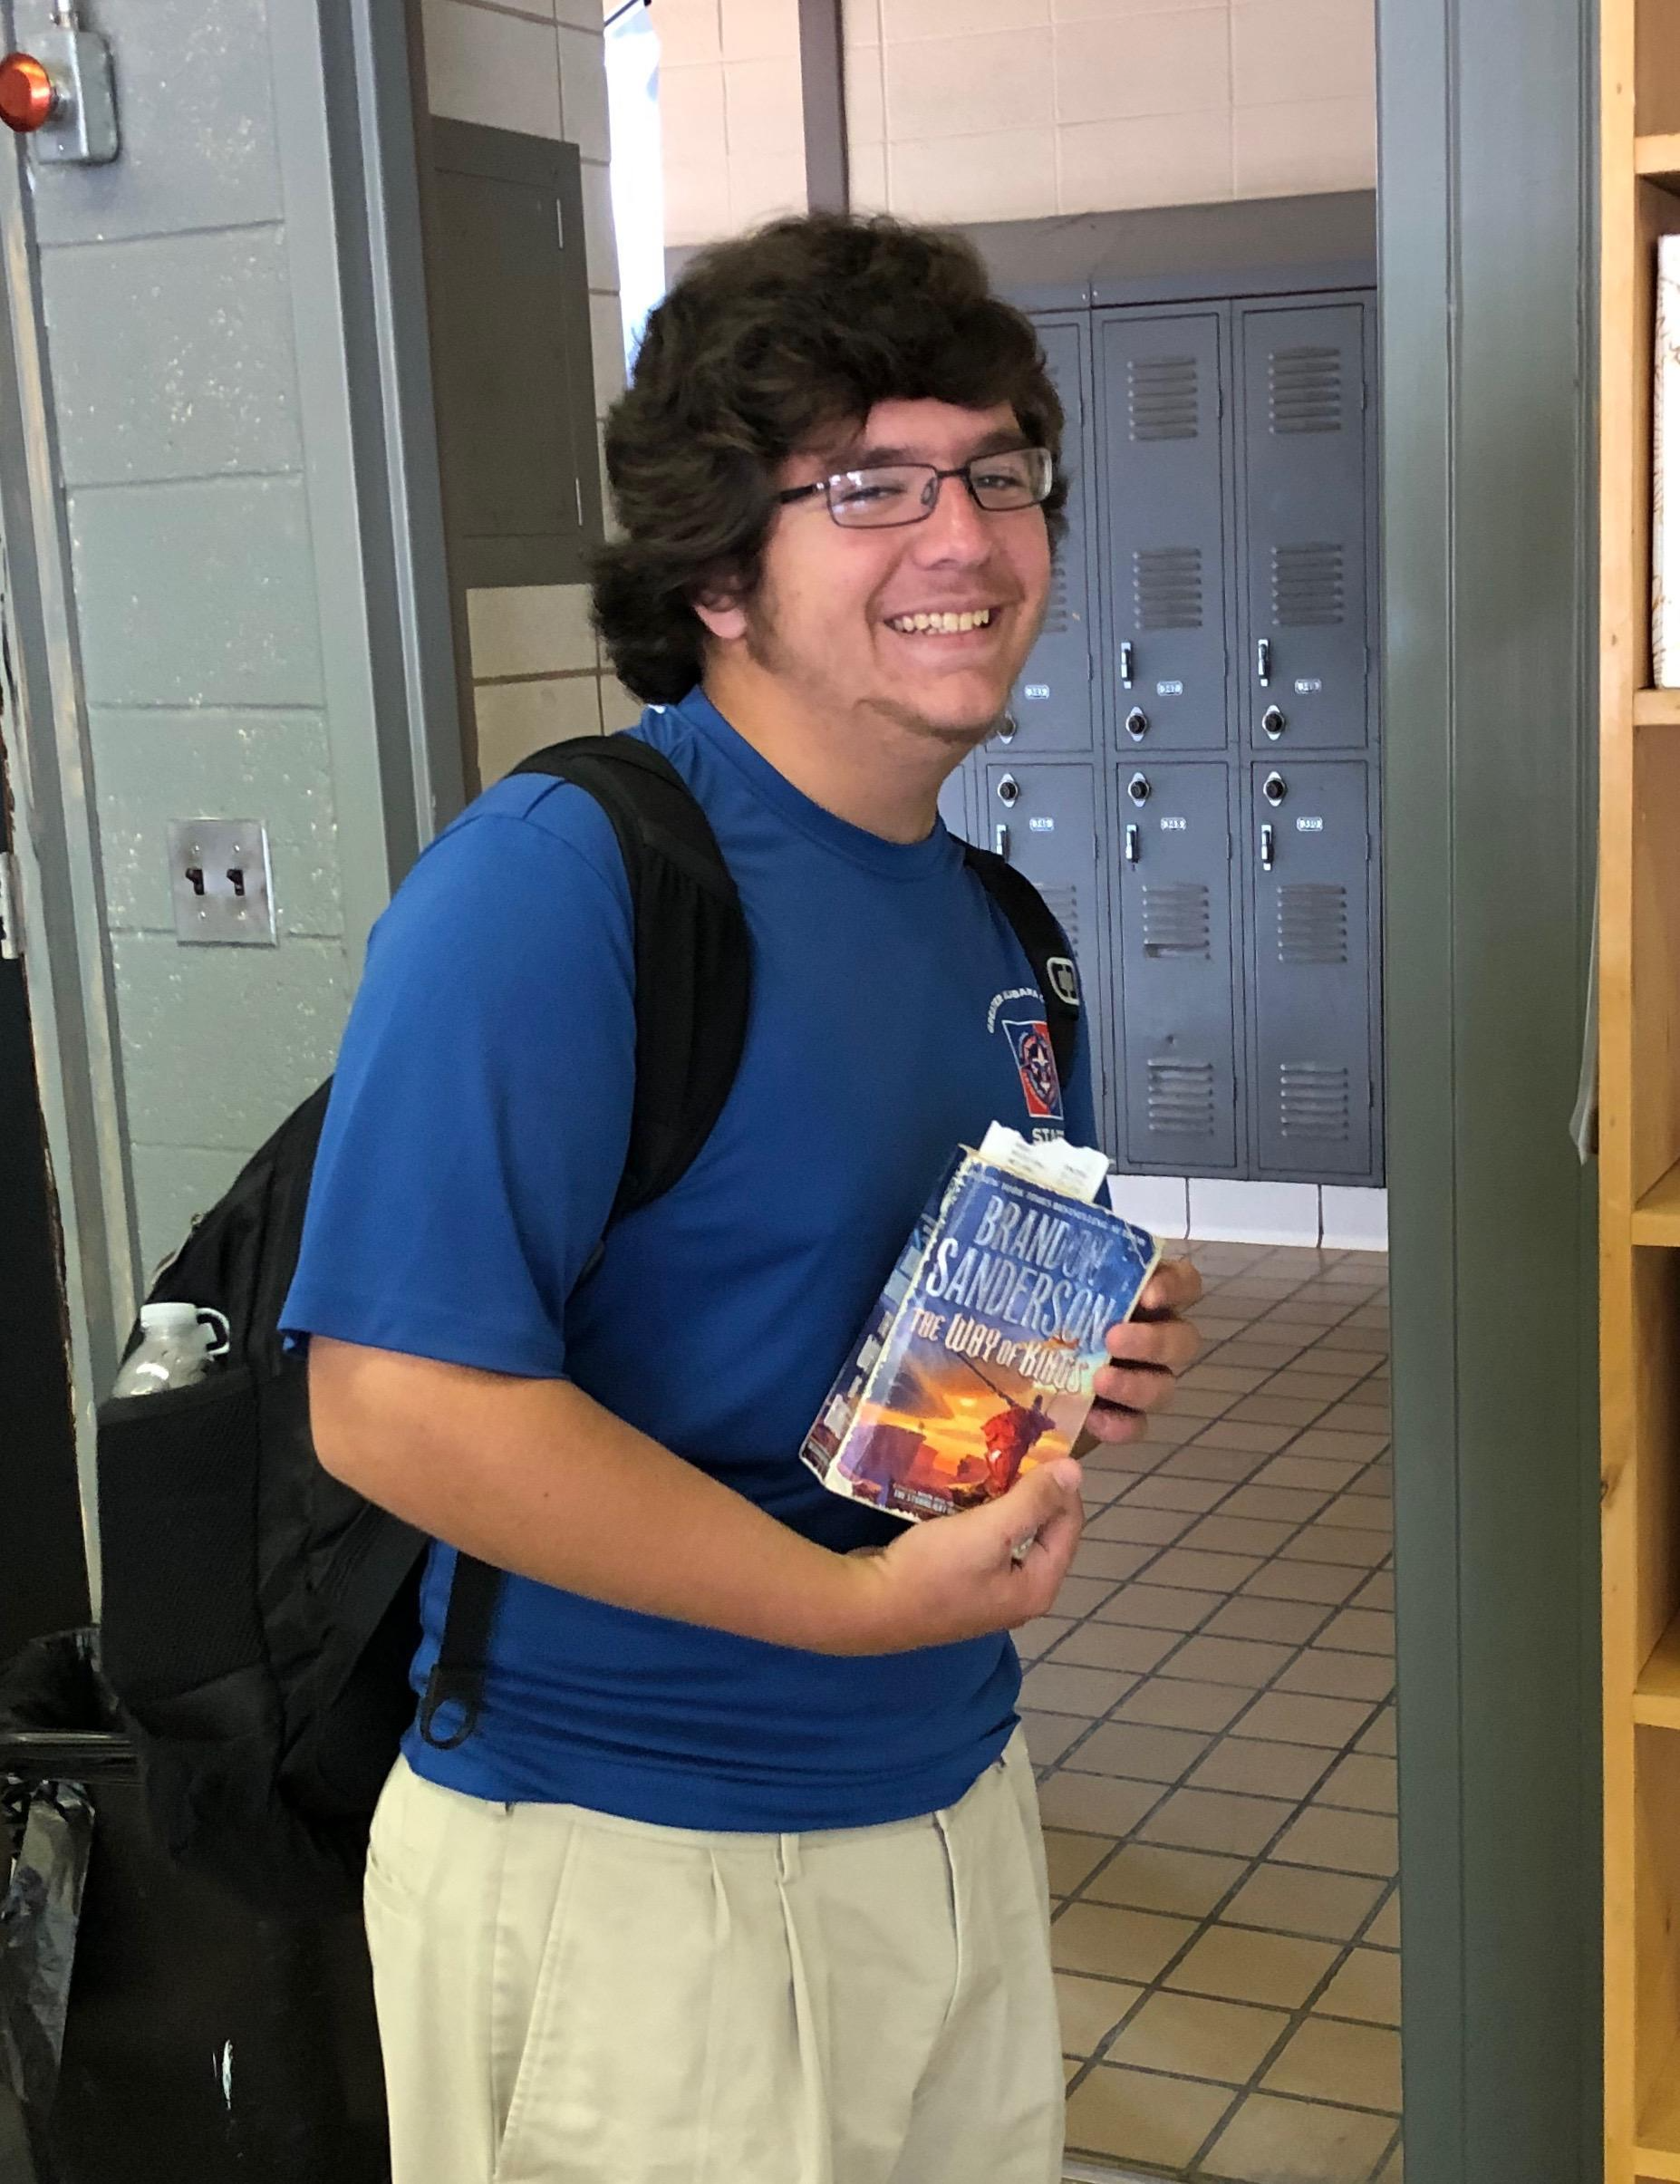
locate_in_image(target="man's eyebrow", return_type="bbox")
[813,426,1031,470]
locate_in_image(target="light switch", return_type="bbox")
[167,819,275,946]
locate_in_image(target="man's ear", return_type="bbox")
[691,590,748,643]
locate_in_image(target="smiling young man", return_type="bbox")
[285,215,1201,2184]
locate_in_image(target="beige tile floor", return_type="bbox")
[1034,1240,1401,2184]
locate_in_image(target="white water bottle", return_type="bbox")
[111,1302,229,1398]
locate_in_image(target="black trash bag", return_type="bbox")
[0,1629,388,2184]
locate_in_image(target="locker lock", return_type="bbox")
[1125,706,1149,740]
[1262,705,1288,740]
[1262,771,1288,807]
[996,772,1020,806]
[1126,772,1151,807]
[997,711,1019,745]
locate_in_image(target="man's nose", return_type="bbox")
[912,473,992,562]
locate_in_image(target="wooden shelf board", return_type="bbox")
[1635,1162,1680,1246]
[1635,2149,1680,2184]
[1636,1609,1680,1726]
[1637,132,1680,184]
[1636,687,1680,724]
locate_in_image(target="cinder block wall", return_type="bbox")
[420,0,639,785]
[657,0,1376,245]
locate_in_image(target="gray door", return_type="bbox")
[984,759,1106,1127]
[1113,760,1240,1174]
[1096,308,1231,754]
[1247,759,1374,1179]
[1239,302,1369,752]
[1003,316,1094,757]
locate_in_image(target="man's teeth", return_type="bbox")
[887,609,994,634]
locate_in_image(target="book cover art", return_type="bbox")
[802,1150,1159,1522]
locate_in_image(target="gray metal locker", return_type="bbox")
[1001,315,1095,758]
[1239,302,1369,753]
[1096,309,1231,754]
[1246,759,1375,1179]
[983,759,1107,1125]
[1113,760,1241,1174]
[937,766,974,842]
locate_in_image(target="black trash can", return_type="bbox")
[0,1630,389,2184]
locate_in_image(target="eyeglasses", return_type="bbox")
[776,445,1055,530]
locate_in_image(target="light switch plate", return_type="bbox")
[167,819,275,945]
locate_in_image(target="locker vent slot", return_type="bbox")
[1271,543,1345,627]
[1270,345,1344,435]
[1277,884,1348,964]
[1279,1062,1351,1141]
[1134,547,1203,630]
[1128,354,1199,440]
[1142,882,1212,959]
[1147,1059,1216,1138]
[1041,560,1073,638]
[1038,884,1079,954]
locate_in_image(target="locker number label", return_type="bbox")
[1155,679,1183,696]
[1297,817,1324,832]
[1028,816,1055,832]
[1294,677,1323,694]
[1160,817,1187,831]
[1024,682,1050,700]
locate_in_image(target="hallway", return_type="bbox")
[1026,1240,1398,2184]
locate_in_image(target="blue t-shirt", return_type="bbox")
[282,688,1097,1831]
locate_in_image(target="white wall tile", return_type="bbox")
[848,139,890,210]
[720,0,801,57]
[478,0,555,17]
[1107,1173,1191,1241]
[1053,0,1221,14]
[421,0,563,136]
[1231,92,1376,193]
[845,44,886,148]
[884,31,1054,141]
[883,0,1048,36]
[1231,0,1376,110]
[729,150,809,227]
[1058,107,1232,210]
[590,292,628,415]
[558,24,613,159]
[1054,10,1231,124]
[725,56,806,159]
[664,157,734,243]
[600,675,646,731]
[652,0,724,66]
[467,583,597,679]
[1319,1186,1388,1252]
[890,129,1057,222]
[579,157,621,290]
[1188,1177,1320,1247]
[475,673,603,783]
[845,0,883,43]
[661,62,729,169]
[556,0,604,24]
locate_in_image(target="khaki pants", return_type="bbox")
[363,1733,1065,2184]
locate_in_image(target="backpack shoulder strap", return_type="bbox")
[961,843,1082,1090]
[420,732,751,1753]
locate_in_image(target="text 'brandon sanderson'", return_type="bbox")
[915,1193,1127,1389]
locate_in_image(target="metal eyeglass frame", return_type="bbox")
[775,446,1055,529]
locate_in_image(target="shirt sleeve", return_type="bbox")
[280,791,635,1378]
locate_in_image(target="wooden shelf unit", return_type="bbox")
[1604,9,1680,2182]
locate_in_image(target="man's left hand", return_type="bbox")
[1085,1257,1205,1445]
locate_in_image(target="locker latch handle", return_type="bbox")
[994,823,1010,862]
[1257,637,1272,687]
[997,710,1018,745]
[1119,641,1135,688]
[1125,824,1140,865]
[1125,706,1148,740]
[1260,823,1276,871]
[1262,705,1287,739]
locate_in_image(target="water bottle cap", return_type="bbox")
[139,1301,200,1335]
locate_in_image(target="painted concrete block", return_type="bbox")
[43,227,302,487]
[91,708,343,939]
[70,475,324,709]
[110,932,349,1153]
[28,0,285,246]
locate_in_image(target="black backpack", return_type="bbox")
[93,735,1080,1919]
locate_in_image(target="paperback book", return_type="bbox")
[802,1127,1159,1522]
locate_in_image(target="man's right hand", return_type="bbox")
[836,1460,1086,1654]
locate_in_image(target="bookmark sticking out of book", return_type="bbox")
[803,1128,1159,1524]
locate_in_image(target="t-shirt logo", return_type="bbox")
[1002,1017,1063,1122]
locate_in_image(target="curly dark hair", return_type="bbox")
[592,213,1067,704]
